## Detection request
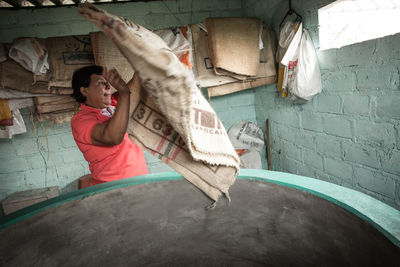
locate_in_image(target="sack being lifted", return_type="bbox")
[78,3,240,204]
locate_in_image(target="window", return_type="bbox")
[318,0,400,50]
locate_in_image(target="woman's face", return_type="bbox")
[81,74,112,109]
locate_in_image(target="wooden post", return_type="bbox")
[266,119,271,170]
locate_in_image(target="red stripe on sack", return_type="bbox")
[170,146,182,161]
[156,135,168,153]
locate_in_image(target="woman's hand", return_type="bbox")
[103,67,130,94]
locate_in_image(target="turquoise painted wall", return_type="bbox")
[0,0,258,207]
[245,0,400,209]
[0,0,399,211]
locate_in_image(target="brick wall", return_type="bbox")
[1,0,399,211]
[247,0,400,209]
[0,0,259,205]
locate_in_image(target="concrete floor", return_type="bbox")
[1,179,399,266]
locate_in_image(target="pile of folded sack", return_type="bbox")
[190,18,277,97]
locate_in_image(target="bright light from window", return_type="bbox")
[318,0,400,50]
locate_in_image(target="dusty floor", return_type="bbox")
[1,179,399,266]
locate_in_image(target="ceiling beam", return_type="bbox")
[2,0,22,7]
[26,0,45,6]
[49,0,65,6]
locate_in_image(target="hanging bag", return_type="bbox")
[277,20,298,97]
[293,29,322,101]
[281,23,322,102]
[281,23,303,96]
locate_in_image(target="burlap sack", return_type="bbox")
[36,104,76,114]
[46,35,94,88]
[0,60,49,93]
[35,95,77,114]
[29,87,73,95]
[35,95,75,105]
[78,3,240,203]
[90,31,134,83]
[205,18,261,79]
[207,23,278,97]
[128,86,237,201]
[190,24,237,88]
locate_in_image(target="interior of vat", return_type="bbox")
[1,170,399,266]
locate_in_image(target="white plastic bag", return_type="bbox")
[281,23,322,102]
[294,29,322,101]
[0,109,27,139]
[8,38,49,74]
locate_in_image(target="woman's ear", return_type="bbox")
[80,86,88,97]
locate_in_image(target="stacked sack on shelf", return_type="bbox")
[190,18,277,97]
[0,37,87,135]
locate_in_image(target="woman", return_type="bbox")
[71,65,148,186]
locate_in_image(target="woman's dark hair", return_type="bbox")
[72,65,103,103]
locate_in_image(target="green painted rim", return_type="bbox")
[1,169,399,248]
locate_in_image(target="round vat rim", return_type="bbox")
[0,169,399,248]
